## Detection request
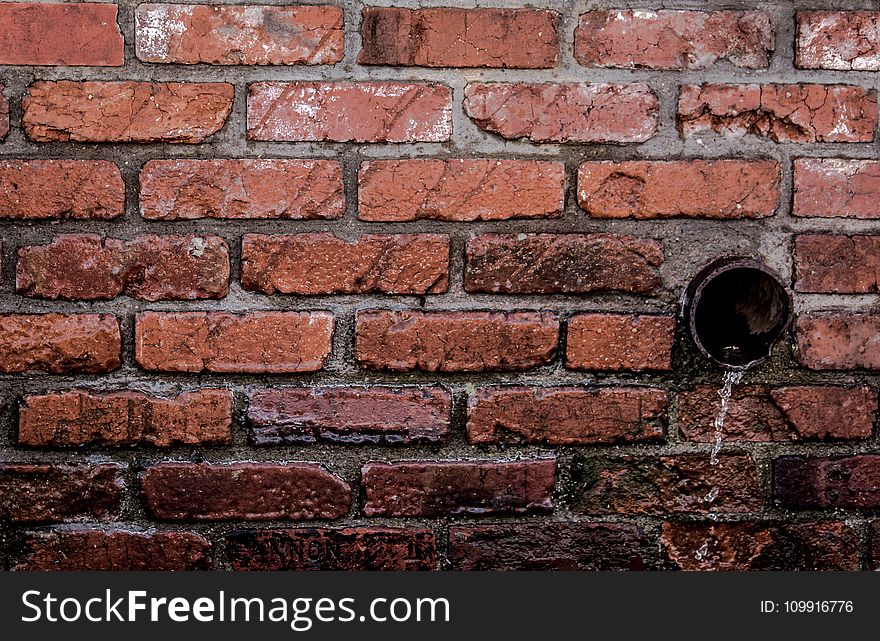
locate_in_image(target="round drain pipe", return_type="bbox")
[683,257,792,370]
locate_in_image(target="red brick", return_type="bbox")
[566,314,675,372]
[12,529,212,571]
[241,233,449,295]
[0,3,123,66]
[361,459,555,517]
[24,81,233,143]
[774,455,880,509]
[136,4,343,65]
[135,311,333,374]
[17,234,229,301]
[794,158,880,219]
[0,464,123,524]
[575,10,773,70]
[226,528,435,571]
[0,314,120,374]
[570,454,762,514]
[795,313,880,370]
[467,387,667,445]
[142,462,351,521]
[797,12,880,70]
[355,310,559,373]
[358,159,564,222]
[795,234,880,293]
[0,84,7,139]
[679,385,876,442]
[247,82,451,142]
[464,82,659,143]
[359,7,557,69]
[247,386,451,445]
[19,389,233,448]
[140,159,343,220]
[678,84,878,142]
[0,160,124,220]
[464,234,663,294]
[577,160,780,219]
[662,521,859,570]
[449,522,650,570]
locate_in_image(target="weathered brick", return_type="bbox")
[794,158,880,219]
[355,310,559,373]
[140,159,344,220]
[0,160,124,220]
[12,529,212,571]
[226,528,436,571]
[142,462,351,521]
[0,2,123,66]
[0,314,120,374]
[136,311,333,374]
[136,4,343,65]
[17,234,229,301]
[0,464,123,524]
[662,521,860,570]
[464,83,659,143]
[359,7,557,69]
[577,160,780,219]
[23,81,233,143]
[247,386,451,445]
[570,454,762,514]
[775,455,880,509]
[797,12,880,70]
[795,313,880,370]
[449,523,651,570]
[575,10,773,70]
[795,235,880,293]
[19,389,233,448]
[247,82,452,142]
[358,159,564,222]
[566,314,676,372]
[362,459,555,517]
[679,385,876,442]
[464,234,663,294]
[678,84,878,142]
[241,233,449,295]
[467,387,667,445]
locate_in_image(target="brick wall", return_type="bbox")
[1,0,879,571]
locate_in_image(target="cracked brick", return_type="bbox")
[795,234,880,293]
[797,11,880,70]
[794,158,880,218]
[136,4,343,65]
[359,7,557,68]
[241,233,449,295]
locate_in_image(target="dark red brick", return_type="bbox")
[362,459,556,517]
[359,7,557,69]
[662,521,860,570]
[19,389,233,448]
[135,311,333,374]
[464,234,663,294]
[142,462,351,521]
[795,313,880,370]
[355,310,559,373]
[566,314,676,372]
[17,234,229,301]
[570,454,762,515]
[795,235,880,293]
[241,233,449,295]
[12,529,212,571]
[225,528,435,570]
[774,455,880,509]
[247,386,451,445]
[467,387,666,445]
[0,314,121,374]
[679,385,876,442]
[0,464,123,524]
[449,522,651,570]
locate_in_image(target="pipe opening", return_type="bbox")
[685,258,791,370]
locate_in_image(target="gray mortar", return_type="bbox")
[1,0,879,569]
